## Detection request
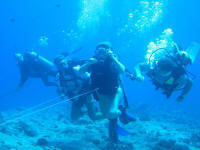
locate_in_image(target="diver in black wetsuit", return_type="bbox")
[135,49,193,102]
[79,42,136,142]
[54,55,97,122]
[14,51,57,90]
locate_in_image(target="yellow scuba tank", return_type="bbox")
[165,77,175,85]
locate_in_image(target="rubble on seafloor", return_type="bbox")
[0,104,199,150]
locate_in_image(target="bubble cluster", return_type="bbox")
[77,0,108,31]
[60,29,81,50]
[118,0,166,35]
[39,36,48,47]
[146,28,176,66]
[63,29,79,40]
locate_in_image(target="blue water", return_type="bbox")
[0,0,200,118]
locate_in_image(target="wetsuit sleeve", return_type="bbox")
[109,55,125,74]
[177,77,193,101]
[79,58,96,73]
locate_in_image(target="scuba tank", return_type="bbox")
[24,51,55,71]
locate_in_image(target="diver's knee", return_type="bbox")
[70,108,82,122]
[107,109,121,119]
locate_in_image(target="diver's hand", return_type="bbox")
[176,95,185,102]
[127,73,136,80]
[135,75,145,82]
[108,50,117,60]
[88,58,98,65]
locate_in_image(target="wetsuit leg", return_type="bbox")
[85,94,105,121]
[182,78,193,96]
[176,76,193,101]
[85,95,97,120]
[109,87,123,119]
[70,96,86,122]
[108,119,118,142]
[98,87,122,119]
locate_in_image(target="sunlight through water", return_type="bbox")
[119,0,166,35]
[77,0,108,32]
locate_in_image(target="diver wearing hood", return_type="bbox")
[14,51,57,90]
[134,47,193,102]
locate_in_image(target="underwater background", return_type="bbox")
[0,0,200,149]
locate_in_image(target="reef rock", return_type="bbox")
[99,141,134,150]
[191,132,200,142]
[139,113,151,122]
[75,117,93,125]
[37,138,49,146]
[152,139,190,150]
[18,121,38,137]
[48,139,97,150]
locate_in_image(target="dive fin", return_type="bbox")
[117,125,132,136]
[119,106,137,125]
[186,42,200,63]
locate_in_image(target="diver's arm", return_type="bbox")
[73,66,91,80]
[125,69,136,80]
[79,58,97,74]
[134,63,150,81]
[177,78,193,102]
[108,51,125,73]
[111,55,125,74]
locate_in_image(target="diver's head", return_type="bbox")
[95,42,113,62]
[54,55,69,71]
[156,58,174,74]
[14,53,23,62]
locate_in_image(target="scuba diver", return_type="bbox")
[79,42,136,142]
[14,51,57,90]
[134,46,193,102]
[54,55,98,122]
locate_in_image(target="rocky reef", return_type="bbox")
[0,104,199,150]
